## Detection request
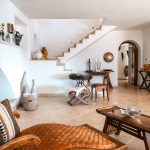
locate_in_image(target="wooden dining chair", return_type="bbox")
[91,72,109,101]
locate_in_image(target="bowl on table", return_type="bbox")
[120,107,141,118]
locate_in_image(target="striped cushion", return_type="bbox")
[0,99,20,145]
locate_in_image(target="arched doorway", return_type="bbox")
[118,41,139,86]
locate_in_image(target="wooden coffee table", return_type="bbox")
[96,106,150,150]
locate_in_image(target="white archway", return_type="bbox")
[118,40,141,85]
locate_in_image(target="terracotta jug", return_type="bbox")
[41,47,48,60]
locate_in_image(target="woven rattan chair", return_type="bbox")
[0,112,127,150]
[91,72,109,101]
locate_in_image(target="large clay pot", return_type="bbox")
[23,95,38,111]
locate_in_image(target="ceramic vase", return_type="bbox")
[5,33,10,43]
[14,31,23,46]
[23,95,38,111]
[30,79,38,98]
[124,65,128,77]
[92,58,96,71]
[20,72,27,96]
[32,51,43,60]
[96,58,101,72]
[41,47,48,60]
[20,72,28,105]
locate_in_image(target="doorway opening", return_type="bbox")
[118,41,139,86]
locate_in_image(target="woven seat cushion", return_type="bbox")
[91,84,108,88]
[18,123,126,150]
[0,99,20,146]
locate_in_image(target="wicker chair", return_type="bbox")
[0,112,127,150]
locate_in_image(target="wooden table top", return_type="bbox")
[69,73,91,80]
[96,106,150,133]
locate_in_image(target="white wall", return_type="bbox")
[0,0,29,24]
[0,0,76,97]
[143,26,150,64]
[66,30,143,87]
[0,0,29,98]
[30,19,102,58]
[26,61,73,94]
[0,68,15,100]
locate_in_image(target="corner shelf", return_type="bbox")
[0,40,22,48]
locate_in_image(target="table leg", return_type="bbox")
[103,117,118,134]
[115,129,121,135]
[114,121,121,135]
[139,73,149,89]
[147,83,150,92]
[103,117,110,133]
[143,132,150,150]
[108,75,113,89]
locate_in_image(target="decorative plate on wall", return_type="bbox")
[103,52,114,62]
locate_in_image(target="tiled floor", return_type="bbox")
[17,81,150,150]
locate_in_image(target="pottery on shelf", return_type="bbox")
[14,31,23,46]
[5,33,10,43]
[41,47,48,60]
[0,23,5,41]
[32,51,43,60]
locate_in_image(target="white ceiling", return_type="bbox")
[10,0,150,29]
